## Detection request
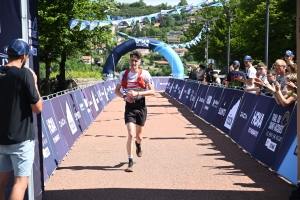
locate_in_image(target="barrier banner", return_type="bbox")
[187,82,200,110]
[41,101,68,162]
[152,77,159,90]
[276,136,298,185]
[96,83,109,107]
[104,80,116,100]
[100,82,110,103]
[272,105,297,171]
[165,78,174,94]
[66,92,88,132]
[74,90,92,127]
[50,97,76,148]
[170,79,181,98]
[88,85,103,116]
[43,165,49,184]
[175,79,186,101]
[40,120,58,181]
[229,93,260,142]
[83,87,98,119]
[200,87,224,123]
[237,96,276,154]
[157,77,169,91]
[179,81,194,106]
[32,127,43,198]
[92,84,106,109]
[213,89,244,134]
[251,103,295,167]
[81,88,96,120]
[192,84,209,116]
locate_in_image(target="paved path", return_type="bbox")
[43,92,296,200]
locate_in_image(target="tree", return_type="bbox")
[38,0,116,94]
[178,0,188,6]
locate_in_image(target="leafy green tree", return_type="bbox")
[38,0,116,93]
[178,0,188,6]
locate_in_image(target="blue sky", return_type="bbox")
[116,0,208,6]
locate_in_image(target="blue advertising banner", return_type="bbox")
[96,82,109,107]
[187,82,200,110]
[41,119,58,180]
[213,89,244,134]
[90,85,104,114]
[199,86,216,119]
[251,103,295,168]
[192,84,208,116]
[175,79,186,101]
[80,88,96,121]
[165,78,174,94]
[152,77,159,90]
[200,87,224,123]
[74,90,92,127]
[104,80,116,100]
[83,87,99,119]
[41,101,69,162]
[50,97,76,148]
[91,84,105,111]
[170,79,181,98]
[272,106,297,171]
[66,92,88,133]
[157,77,169,91]
[229,93,260,142]
[237,96,276,154]
[276,136,297,185]
[32,127,43,199]
[100,81,110,104]
[179,81,194,107]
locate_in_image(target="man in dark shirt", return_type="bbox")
[205,63,213,83]
[0,39,42,200]
[225,60,247,88]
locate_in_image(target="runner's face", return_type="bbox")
[130,55,141,69]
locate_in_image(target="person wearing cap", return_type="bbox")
[237,55,257,93]
[0,39,42,200]
[284,50,295,66]
[225,60,247,87]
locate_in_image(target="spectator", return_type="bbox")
[236,55,257,93]
[196,64,206,82]
[229,65,234,72]
[254,70,277,97]
[205,63,213,83]
[212,72,221,85]
[284,50,295,66]
[225,60,247,88]
[189,65,199,80]
[257,62,268,84]
[287,63,297,74]
[274,59,287,90]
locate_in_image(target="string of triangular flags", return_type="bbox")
[114,26,207,49]
[69,2,223,31]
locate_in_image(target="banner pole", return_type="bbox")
[296,0,300,184]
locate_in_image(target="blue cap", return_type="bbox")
[7,39,33,56]
[285,50,294,57]
[232,60,240,67]
[243,55,252,61]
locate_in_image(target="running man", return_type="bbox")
[115,51,155,172]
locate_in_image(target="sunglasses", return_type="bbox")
[273,64,282,68]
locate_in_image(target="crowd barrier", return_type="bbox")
[165,78,298,185]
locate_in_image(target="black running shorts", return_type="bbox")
[124,98,147,126]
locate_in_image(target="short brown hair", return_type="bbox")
[130,51,142,59]
[286,73,297,83]
[288,63,297,73]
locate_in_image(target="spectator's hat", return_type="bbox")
[7,39,33,56]
[232,60,240,67]
[243,55,252,62]
[285,50,294,57]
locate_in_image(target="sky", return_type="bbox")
[116,0,209,6]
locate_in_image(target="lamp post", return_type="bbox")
[224,3,240,74]
[198,17,219,68]
[265,0,271,67]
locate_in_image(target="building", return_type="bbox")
[173,48,188,57]
[153,23,160,28]
[82,56,94,64]
[157,61,169,66]
[166,37,181,44]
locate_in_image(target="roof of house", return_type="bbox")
[174,48,188,52]
[167,38,180,41]
[153,23,160,27]
[157,61,169,65]
[82,56,92,60]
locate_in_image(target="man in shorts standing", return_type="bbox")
[0,39,42,200]
[115,51,155,172]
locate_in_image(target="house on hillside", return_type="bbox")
[153,23,160,28]
[167,37,180,44]
[136,49,150,56]
[168,31,183,37]
[157,61,169,66]
[174,48,188,57]
[82,56,94,64]
[182,25,189,32]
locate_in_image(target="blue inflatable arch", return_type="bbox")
[102,38,184,80]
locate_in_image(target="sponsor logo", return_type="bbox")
[212,100,219,108]
[248,127,258,137]
[265,138,277,152]
[135,38,150,47]
[240,111,247,120]
[218,107,226,116]
[206,96,212,104]
[251,111,264,128]
[199,97,205,103]
[46,117,57,134]
[59,118,66,128]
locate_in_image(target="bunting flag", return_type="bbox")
[69,19,80,29]
[89,21,98,30]
[79,20,90,31]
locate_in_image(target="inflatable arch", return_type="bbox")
[102,38,185,80]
